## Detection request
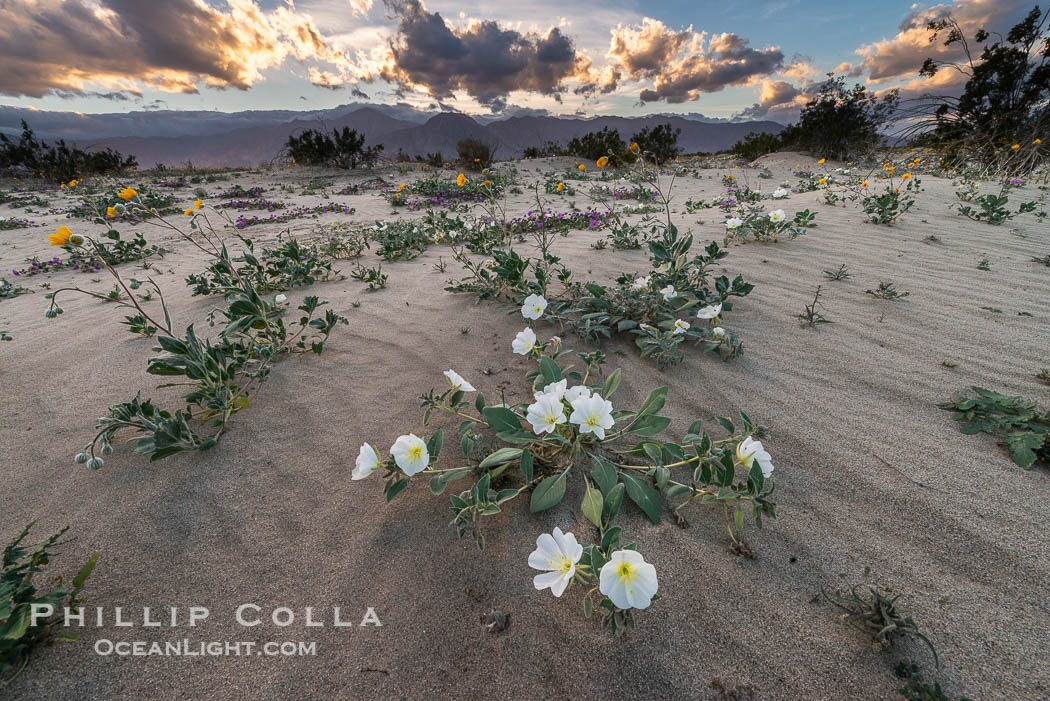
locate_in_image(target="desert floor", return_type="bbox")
[2,153,1048,701]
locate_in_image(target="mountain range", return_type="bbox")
[0,103,784,168]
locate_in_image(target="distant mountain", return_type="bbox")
[0,102,784,167]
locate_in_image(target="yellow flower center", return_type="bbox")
[616,561,637,584]
[544,411,559,426]
[407,445,423,462]
[585,413,600,428]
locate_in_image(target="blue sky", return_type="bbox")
[0,0,1032,121]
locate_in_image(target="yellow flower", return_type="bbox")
[902,173,911,180]
[629,142,639,152]
[818,178,826,184]
[395,193,400,199]
[1011,144,1020,150]
[1036,139,1042,144]
[556,183,563,192]
[474,157,480,162]
[69,180,77,187]
[456,173,466,187]
[578,163,585,171]
[861,181,869,188]
[596,156,608,168]
[49,225,73,246]
[60,183,65,189]
[184,208,194,216]
[817,158,825,164]
[398,183,405,191]
[106,206,116,219]
[118,187,137,200]
[483,179,491,186]
[194,198,202,209]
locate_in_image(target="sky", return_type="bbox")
[0,0,1036,122]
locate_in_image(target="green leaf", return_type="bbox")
[530,471,568,512]
[479,447,523,469]
[428,467,472,495]
[622,473,661,523]
[475,392,486,414]
[539,356,562,384]
[590,456,617,495]
[519,449,534,481]
[627,415,671,437]
[582,479,604,528]
[384,477,410,502]
[483,406,522,434]
[426,429,444,458]
[636,386,668,417]
[603,482,625,523]
[601,368,621,399]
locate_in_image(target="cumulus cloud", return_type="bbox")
[856,0,1033,83]
[606,19,784,103]
[735,79,807,120]
[0,0,363,98]
[376,0,595,110]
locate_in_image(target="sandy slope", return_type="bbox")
[1,154,1048,700]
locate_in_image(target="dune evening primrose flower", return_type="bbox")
[632,276,651,290]
[599,550,658,610]
[596,156,608,168]
[352,443,380,480]
[713,326,726,338]
[456,173,467,187]
[768,209,786,223]
[49,225,73,246]
[672,319,690,335]
[512,327,537,355]
[696,302,722,320]
[660,285,677,301]
[569,394,614,440]
[725,217,743,229]
[564,385,590,403]
[391,434,429,476]
[534,379,567,402]
[736,435,774,478]
[521,294,548,320]
[117,187,137,200]
[527,393,567,435]
[528,527,583,597]
[444,369,475,392]
[275,294,287,304]
[772,187,788,199]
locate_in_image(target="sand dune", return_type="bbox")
[2,153,1048,700]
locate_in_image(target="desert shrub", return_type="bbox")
[567,127,629,166]
[907,6,1049,175]
[778,77,899,160]
[630,123,681,163]
[0,120,136,182]
[457,138,494,170]
[730,131,784,161]
[351,325,777,633]
[417,151,444,167]
[723,207,816,243]
[43,202,346,466]
[940,387,1050,469]
[186,233,335,295]
[954,181,1037,224]
[522,141,567,158]
[1,522,98,685]
[284,127,383,169]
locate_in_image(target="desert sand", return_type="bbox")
[1,153,1048,700]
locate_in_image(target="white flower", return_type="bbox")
[639,323,656,334]
[390,434,429,476]
[696,303,722,320]
[768,209,786,223]
[660,285,677,301]
[512,327,537,355]
[521,294,548,320]
[444,369,475,392]
[599,550,658,610]
[712,326,726,338]
[672,319,690,335]
[352,443,380,480]
[526,393,567,435]
[736,435,775,478]
[632,276,651,290]
[772,187,788,199]
[564,385,591,403]
[528,527,583,598]
[725,217,743,229]
[534,379,567,402]
[274,294,287,304]
[569,394,615,440]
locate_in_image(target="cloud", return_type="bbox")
[376,0,594,110]
[734,79,807,120]
[606,19,784,103]
[0,0,363,98]
[855,0,1033,83]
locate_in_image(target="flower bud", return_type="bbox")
[86,457,105,470]
[44,309,58,319]
[713,327,726,338]
[129,279,142,290]
[100,443,114,456]
[73,452,89,464]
